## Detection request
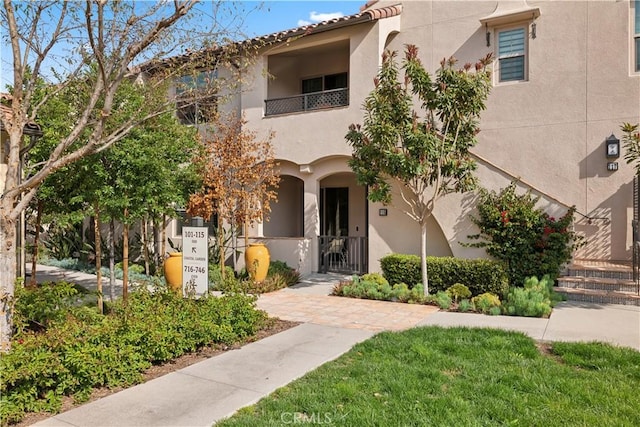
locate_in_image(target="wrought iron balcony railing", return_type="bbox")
[264,88,349,117]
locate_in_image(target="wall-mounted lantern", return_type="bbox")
[378,208,388,217]
[606,134,620,158]
[606,134,620,172]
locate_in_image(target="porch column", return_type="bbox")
[302,175,320,273]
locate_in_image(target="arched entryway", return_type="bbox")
[319,172,368,274]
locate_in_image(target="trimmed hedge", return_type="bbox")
[380,254,509,297]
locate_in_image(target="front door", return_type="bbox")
[319,186,367,274]
[321,187,348,237]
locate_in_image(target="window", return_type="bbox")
[176,71,217,125]
[301,72,348,93]
[635,0,640,72]
[302,77,323,94]
[497,27,526,82]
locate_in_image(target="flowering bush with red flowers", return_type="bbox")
[466,182,584,287]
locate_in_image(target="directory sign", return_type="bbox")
[182,226,208,296]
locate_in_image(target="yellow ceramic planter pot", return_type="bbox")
[164,252,183,295]
[245,243,270,282]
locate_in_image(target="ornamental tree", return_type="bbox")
[187,113,279,276]
[346,45,492,294]
[0,0,253,351]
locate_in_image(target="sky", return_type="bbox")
[240,1,363,36]
[0,1,365,90]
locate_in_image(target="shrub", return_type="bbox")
[335,275,393,301]
[380,254,421,287]
[209,260,300,294]
[380,254,509,297]
[489,306,502,316]
[267,261,301,287]
[458,299,473,312]
[466,182,583,286]
[331,280,349,296]
[334,277,426,304]
[115,262,144,275]
[471,292,501,314]
[434,291,452,309]
[13,281,81,333]
[251,274,288,294]
[3,287,268,424]
[446,283,472,302]
[209,264,237,289]
[361,273,389,287]
[405,284,426,304]
[390,283,409,302]
[503,275,555,317]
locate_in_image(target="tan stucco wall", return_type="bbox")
[376,0,640,261]
[235,0,639,271]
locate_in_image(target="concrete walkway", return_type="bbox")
[34,323,373,427]
[30,268,639,426]
[27,264,124,299]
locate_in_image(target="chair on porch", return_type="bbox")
[326,237,347,269]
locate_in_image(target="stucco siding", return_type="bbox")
[231,0,639,271]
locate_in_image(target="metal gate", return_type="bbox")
[318,235,368,275]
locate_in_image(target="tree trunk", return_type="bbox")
[94,208,103,314]
[161,214,167,269]
[109,219,116,301]
[142,215,150,275]
[122,209,129,303]
[420,220,429,296]
[153,219,160,272]
[232,217,238,271]
[219,214,225,280]
[29,199,43,288]
[0,215,18,353]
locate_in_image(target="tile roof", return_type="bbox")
[247,4,402,45]
[138,4,403,74]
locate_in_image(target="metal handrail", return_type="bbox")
[264,88,349,116]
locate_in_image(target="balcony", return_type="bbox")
[264,88,349,117]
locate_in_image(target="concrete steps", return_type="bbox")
[556,261,640,306]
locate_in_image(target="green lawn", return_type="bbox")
[217,327,640,426]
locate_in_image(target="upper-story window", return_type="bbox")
[497,27,527,82]
[176,70,217,125]
[634,0,640,72]
[480,6,539,85]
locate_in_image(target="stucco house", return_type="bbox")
[171,0,640,293]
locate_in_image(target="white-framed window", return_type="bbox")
[634,0,640,72]
[497,26,527,82]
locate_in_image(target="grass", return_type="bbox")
[217,327,640,426]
